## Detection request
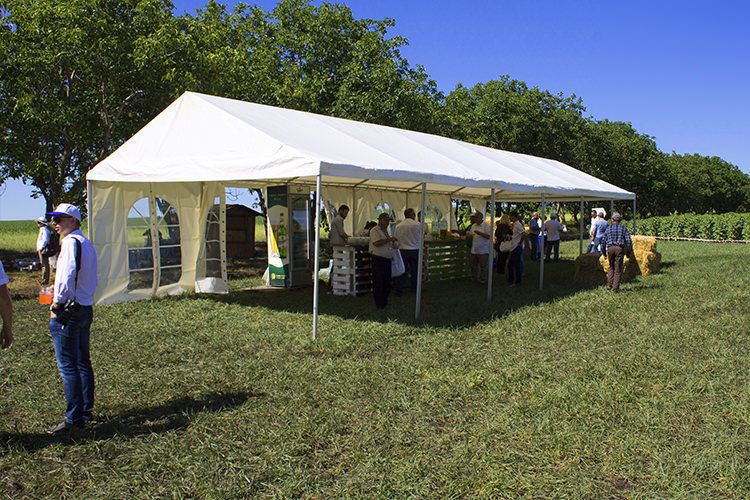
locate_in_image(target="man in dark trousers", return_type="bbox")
[46,203,98,433]
[603,212,633,293]
[369,213,397,309]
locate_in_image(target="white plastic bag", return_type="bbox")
[391,249,405,277]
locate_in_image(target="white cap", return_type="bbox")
[46,203,81,221]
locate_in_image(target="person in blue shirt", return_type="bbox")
[590,211,609,256]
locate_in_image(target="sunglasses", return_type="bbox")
[52,215,72,223]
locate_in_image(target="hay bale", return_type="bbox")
[631,236,661,275]
[634,248,661,276]
[574,253,606,284]
[632,236,657,253]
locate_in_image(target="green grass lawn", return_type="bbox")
[0,222,748,496]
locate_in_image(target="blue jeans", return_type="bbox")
[545,240,560,262]
[49,306,95,425]
[507,246,523,284]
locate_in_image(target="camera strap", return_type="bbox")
[70,236,82,303]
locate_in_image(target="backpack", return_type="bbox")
[42,231,60,258]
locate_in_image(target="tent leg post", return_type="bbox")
[539,193,545,291]
[610,199,614,219]
[312,174,322,341]
[487,189,495,301]
[633,195,637,233]
[579,195,584,256]
[415,183,426,319]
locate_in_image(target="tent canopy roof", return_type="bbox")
[88,92,634,201]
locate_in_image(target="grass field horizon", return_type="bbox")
[1,221,748,496]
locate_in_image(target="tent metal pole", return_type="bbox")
[610,199,614,218]
[415,183,427,319]
[312,174,322,341]
[487,188,495,301]
[579,195,584,255]
[86,180,94,241]
[539,193,546,291]
[633,195,637,233]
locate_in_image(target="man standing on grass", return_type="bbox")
[369,213,398,309]
[507,212,525,286]
[586,209,598,253]
[528,212,541,261]
[543,212,563,262]
[46,203,98,434]
[394,208,422,294]
[592,210,609,256]
[0,260,12,349]
[468,211,491,284]
[603,212,633,293]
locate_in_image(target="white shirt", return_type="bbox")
[36,225,51,252]
[53,230,98,306]
[394,218,423,250]
[510,220,525,250]
[470,221,491,255]
[543,220,563,242]
[0,260,8,286]
[369,226,395,259]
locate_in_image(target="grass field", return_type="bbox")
[0,221,748,497]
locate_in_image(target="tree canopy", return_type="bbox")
[1,0,747,215]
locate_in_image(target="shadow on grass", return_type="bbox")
[210,259,609,328]
[0,390,263,453]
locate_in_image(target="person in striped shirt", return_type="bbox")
[603,212,633,293]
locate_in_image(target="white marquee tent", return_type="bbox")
[87,91,635,336]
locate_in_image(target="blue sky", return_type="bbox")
[2,0,748,220]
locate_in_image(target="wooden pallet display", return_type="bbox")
[331,245,373,295]
[423,239,470,281]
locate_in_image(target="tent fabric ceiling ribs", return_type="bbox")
[87,92,634,202]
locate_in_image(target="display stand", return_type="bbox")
[331,245,373,295]
[423,239,470,281]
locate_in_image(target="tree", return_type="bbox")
[1,0,443,211]
[0,0,185,212]
[572,119,671,217]
[665,153,750,213]
[439,77,587,164]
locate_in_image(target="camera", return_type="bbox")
[57,301,81,326]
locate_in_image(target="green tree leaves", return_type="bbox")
[1,0,747,216]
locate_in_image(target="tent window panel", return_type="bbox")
[160,246,182,268]
[153,198,182,287]
[128,270,154,291]
[160,267,181,287]
[127,197,155,291]
[206,259,221,277]
[204,202,222,278]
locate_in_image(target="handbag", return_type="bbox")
[391,249,405,277]
[498,240,513,253]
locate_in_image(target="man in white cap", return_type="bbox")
[45,203,98,433]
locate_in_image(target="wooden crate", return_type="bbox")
[331,245,373,295]
[423,239,470,281]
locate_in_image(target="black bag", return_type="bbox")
[41,232,60,258]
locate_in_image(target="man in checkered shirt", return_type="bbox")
[603,212,633,293]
